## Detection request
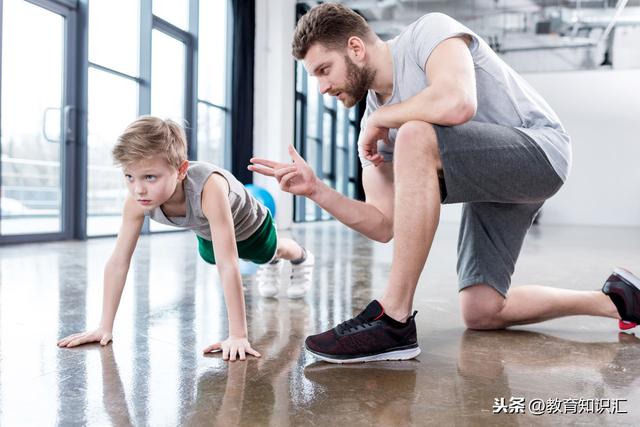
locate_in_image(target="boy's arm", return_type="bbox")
[58,195,144,347]
[201,173,261,361]
[99,196,145,331]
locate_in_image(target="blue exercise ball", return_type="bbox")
[245,184,276,218]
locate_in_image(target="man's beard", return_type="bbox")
[340,55,375,108]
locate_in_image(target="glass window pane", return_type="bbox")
[197,103,227,167]
[89,0,139,76]
[305,137,318,221]
[296,62,304,93]
[336,147,345,195]
[322,112,333,177]
[1,0,64,235]
[86,68,139,236]
[153,0,188,30]
[323,93,335,108]
[198,0,227,106]
[306,76,319,138]
[349,105,357,121]
[151,30,186,122]
[150,31,186,233]
[337,106,346,148]
[349,125,357,178]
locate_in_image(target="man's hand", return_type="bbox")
[57,327,113,348]
[249,145,319,197]
[203,336,261,361]
[360,111,389,167]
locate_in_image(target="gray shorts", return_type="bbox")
[434,121,564,297]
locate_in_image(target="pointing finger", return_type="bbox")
[247,164,275,177]
[249,158,285,168]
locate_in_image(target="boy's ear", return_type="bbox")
[178,160,189,178]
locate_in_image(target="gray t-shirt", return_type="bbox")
[358,13,571,182]
[146,161,267,241]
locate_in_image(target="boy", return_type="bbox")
[57,116,314,361]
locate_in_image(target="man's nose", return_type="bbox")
[319,81,331,95]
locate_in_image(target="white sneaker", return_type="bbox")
[256,259,282,298]
[287,250,314,299]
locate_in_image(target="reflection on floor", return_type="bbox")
[1,221,640,425]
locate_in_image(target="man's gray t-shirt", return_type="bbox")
[357,13,571,182]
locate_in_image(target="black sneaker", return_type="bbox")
[304,300,421,363]
[602,267,640,330]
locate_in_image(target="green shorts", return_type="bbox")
[197,212,278,265]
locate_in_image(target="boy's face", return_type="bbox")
[123,156,183,209]
[303,42,374,108]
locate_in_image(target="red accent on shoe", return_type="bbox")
[374,301,385,321]
[619,320,637,330]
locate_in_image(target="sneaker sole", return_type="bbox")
[612,268,640,330]
[287,292,307,299]
[305,345,421,364]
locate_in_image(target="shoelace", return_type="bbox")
[257,263,280,277]
[290,264,312,281]
[336,315,374,334]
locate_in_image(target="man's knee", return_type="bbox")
[395,121,440,165]
[460,284,506,330]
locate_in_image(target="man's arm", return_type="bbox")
[310,161,394,243]
[378,36,477,128]
[249,146,395,243]
[201,173,260,361]
[361,36,477,165]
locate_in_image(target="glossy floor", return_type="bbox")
[1,222,640,426]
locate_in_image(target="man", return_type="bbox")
[249,3,640,363]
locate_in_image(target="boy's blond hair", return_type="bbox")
[113,116,187,169]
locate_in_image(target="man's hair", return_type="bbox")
[292,3,373,60]
[113,116,187,169]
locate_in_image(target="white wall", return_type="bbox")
[524,69,640,227]
[253,0,297,228]
[442,69,640,227]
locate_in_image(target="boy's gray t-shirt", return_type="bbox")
[146,161,267,241]
[358,13,571,182]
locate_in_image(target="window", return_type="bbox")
[83,0,232,237]
[293,62,361,222]
[197,0,230,167]
[0,0,66,236]
[86,0,140,236]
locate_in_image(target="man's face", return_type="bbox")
[303,43,375,108]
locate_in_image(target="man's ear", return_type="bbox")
[178,160,189,178]
[347,36,366,61]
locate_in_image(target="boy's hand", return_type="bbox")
[203,336,261,361]
[57,327,113,348]
[248,145,319,197]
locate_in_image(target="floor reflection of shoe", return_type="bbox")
[287,250,314,299]
[602,268,640,329]
[256,259,282,298]
[303,360,419,386]
[600,332,640,389]
[305,300,421,363]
